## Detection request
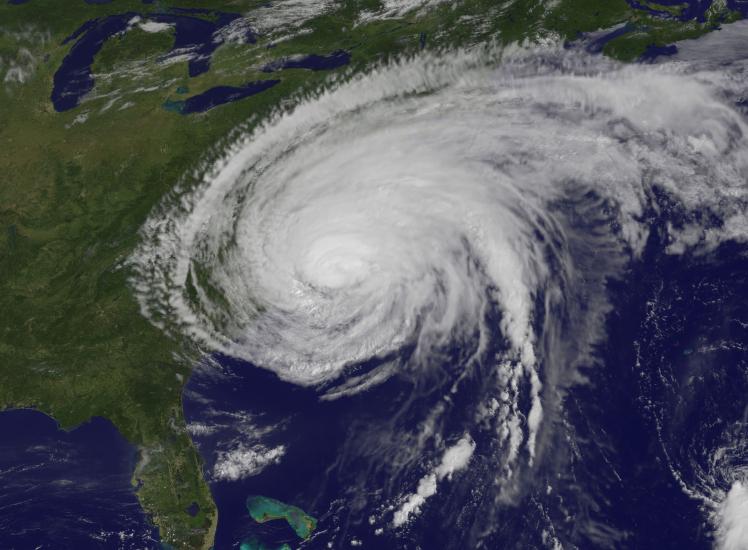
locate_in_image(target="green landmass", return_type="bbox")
[0,0,742,548]
[247,495,317,540]
[601,6,741,61]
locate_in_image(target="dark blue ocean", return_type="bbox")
[0,410,159,549]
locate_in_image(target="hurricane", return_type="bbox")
[130,44,748,549]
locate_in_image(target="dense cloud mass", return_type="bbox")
[130,45,748,546]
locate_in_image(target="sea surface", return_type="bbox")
[0,409,159,549]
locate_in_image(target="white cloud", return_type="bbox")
[393,434,475,526]
[247,0,338,34]
[129,45,748,499]
[139,21,174,34]
[213,443,285,481]
[187,422,218,436]
[359,0,450,22]
[717,481,748,550]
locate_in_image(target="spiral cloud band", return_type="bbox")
[130,45,748,538]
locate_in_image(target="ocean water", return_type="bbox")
[0,409,159,549]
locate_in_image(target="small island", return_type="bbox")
[246,495,317,540]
